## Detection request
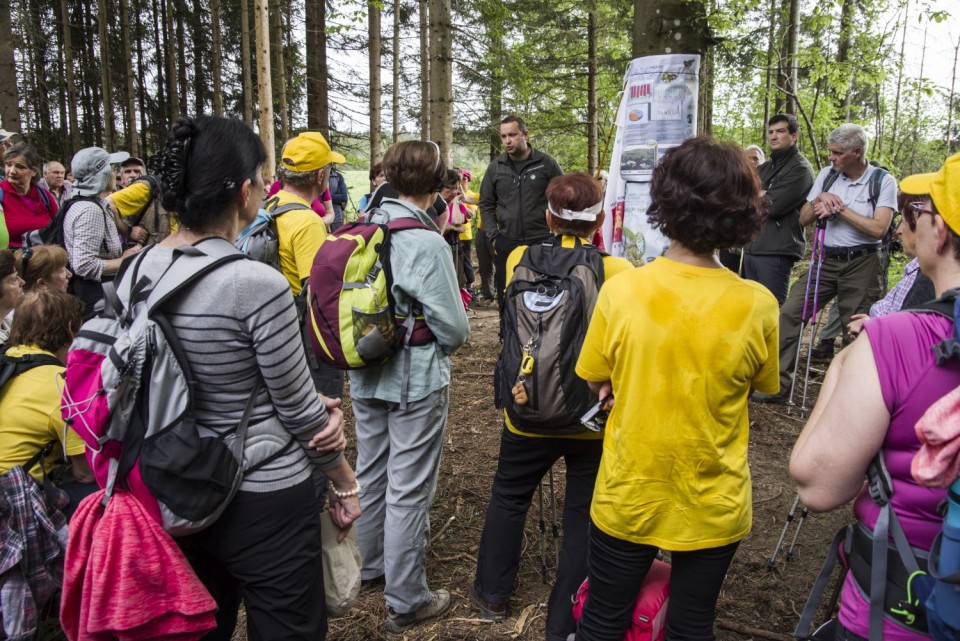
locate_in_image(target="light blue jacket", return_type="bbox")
[348,198,470,403]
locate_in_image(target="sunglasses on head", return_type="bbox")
[903,201,936,231]
[20,246,33,274]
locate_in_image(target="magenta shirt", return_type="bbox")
[266,180,330,218]
[0,180,58,248]
[838,311,958,640]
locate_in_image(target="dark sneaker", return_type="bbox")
[386,589,451,633]
[752,390,791,405]
[468,584,506,621]
[810,341,835,360]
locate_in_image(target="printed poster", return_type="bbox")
[601,54,700,263]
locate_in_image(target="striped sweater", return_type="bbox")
[137,244,342,492]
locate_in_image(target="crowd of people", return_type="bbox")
[0,111,959,641]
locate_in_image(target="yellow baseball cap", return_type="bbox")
[900,152,960,235]
[280,132,346,173]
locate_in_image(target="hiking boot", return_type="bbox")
[810,341,835,360]
[752,390,791,405]
[386,589,451,633]
[468,584,506,621]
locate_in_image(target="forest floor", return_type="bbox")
[320,304,849,641]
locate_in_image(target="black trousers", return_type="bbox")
[461,239,475,287]
[475,228,496,300]
[576,526,740,641]
[743,253,797,306]
[178,479,327,641]
[474,427,602,641]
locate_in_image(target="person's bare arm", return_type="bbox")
[790,335,889,511]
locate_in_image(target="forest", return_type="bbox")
[0,0,956,182]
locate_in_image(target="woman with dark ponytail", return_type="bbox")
[138,117,360,640]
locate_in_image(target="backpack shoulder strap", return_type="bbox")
[910,288,960,364]
[821,168,841,194]
[145,238,248,313]
[0,352,64,391]
[269,202,313,217]
[37,185,54,213]
[868,168,888,208]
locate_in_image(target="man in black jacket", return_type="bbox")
[743,114,815,305]
[479,115,563,300]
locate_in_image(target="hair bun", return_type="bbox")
[160,117,199,212]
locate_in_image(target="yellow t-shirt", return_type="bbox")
[267,190,328,295]
[575,256,779,550]
[459,201,477,241]
[0,345,85,481]
[503,235,634,440]
[108,180,180,234]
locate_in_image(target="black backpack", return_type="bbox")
[0,351,63,394]
[236,197,313,272]
[20,195,105,249]
[494,238,606,435]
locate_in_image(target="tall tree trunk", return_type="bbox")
[0,0,21,133]
[392,0,400,143]
[192,0,206,115]
[254,0,275,182]
[61,0,80,154]
[272,0,288,142]
[28,0,52,154]
[369,0,382,162]
[632,0,711,131]
[889,0,909,161]
[98,0,116,149]
[82,0,100,146]
[53,0,68,159]
[836,0,854,120]
[135,12,148,152]
[908,19,929,173]
[784,0,800,115]
[241,0,253,125]
[211,0,223,116]
[587,0,598,173]
[175,0,188,114]
[947,34,960,152]
[305,0,329,137]
[487,24,502,161]
[762,0,777,136]
[164,0,180,118]
[419,0,429,140]
[119,0,138,154]
[152,0,167,138]
[427,0,452,155]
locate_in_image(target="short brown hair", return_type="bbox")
[8,290,85,353]
[647,136,766,254]
[369,161,384,183]
[382,141,447,197]
[15,245,69,291]
[0,250,15,280]
[545,172,604,237]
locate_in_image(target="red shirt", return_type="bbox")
[0,180,58,248]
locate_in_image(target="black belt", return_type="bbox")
[823,244,881,262]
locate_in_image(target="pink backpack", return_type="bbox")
[572,559,671,641]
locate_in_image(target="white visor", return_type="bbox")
[548,200,602,222]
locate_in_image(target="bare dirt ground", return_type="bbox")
[323,304,849,641]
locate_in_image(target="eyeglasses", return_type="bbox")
[903,201,936,231]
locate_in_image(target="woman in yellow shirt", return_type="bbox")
[574,137,779,641]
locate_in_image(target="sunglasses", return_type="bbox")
[903,201,936,231]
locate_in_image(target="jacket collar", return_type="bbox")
[376,197,442,233]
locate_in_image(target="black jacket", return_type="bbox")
[746,145,815,259]
[479,147,563,241]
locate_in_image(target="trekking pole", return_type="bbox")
[538,478,548,583]
[786,220,826,410]
[768,494,802,568]
[798,221,828,415]
[548,466,561,573]
[785,504,810,561]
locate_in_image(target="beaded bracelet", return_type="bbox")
[330,482,361,499]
